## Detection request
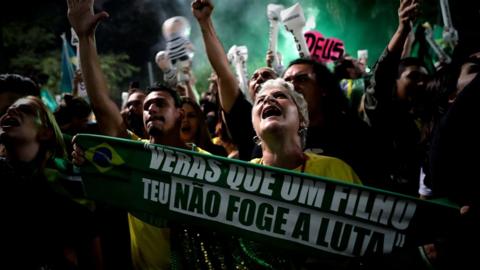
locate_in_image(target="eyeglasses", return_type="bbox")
[284,72,316,84]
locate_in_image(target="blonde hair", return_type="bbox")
[257,78,309,148]
[258,78,309,129]
[24,96,67,161]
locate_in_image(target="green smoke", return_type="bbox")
[189,0,400,85]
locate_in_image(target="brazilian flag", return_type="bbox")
[85,143,125,173]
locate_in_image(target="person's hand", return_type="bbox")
[71,138,86,166]
[191,0,214,22]
[67,0,109,38]
[398,0,419,31]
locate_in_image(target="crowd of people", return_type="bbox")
[1,0,479,269]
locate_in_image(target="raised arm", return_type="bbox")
[362,0,419,124]
[388,0,418,54]
[67,0,128,138]
[192,0,240,113]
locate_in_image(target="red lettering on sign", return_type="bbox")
[304,30,344,63]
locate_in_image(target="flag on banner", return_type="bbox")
[60,33,77,93]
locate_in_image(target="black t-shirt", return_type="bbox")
[428,72,480,270]
[223,93,256,161]
[430,73,480,205]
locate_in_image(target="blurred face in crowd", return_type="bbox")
[68,115,90,135]
[0,97,46,144]
[126,92,146,118]
[207,73,219,102]
[252,84,301,142]
[248,67,277,100]
[123,92,146,137]
[143,91,182,137]
[180,103,199,143]
[346,57,366,79]
[283,63,320,118]
[396,65,428,105]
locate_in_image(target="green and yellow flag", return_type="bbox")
[76,134,459,258]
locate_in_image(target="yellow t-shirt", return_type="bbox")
[250,152,362,185]
[128,135,209,270]
[245,152,361,268]
[128,214,171,270]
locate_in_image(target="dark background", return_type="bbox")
[1,0,479,93]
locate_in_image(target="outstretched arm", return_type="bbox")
[67,0,128,138]
[388,0,418,54]
[362,0,419,124]
[192,0,240,113]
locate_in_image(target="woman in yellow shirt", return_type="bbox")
[250,78,361,184]
[238,78,361,269]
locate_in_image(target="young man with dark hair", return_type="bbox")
[66,1,220,268]
[361,0,430,196]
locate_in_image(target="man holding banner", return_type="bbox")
[68,0,462,269]
[67,0,207,269]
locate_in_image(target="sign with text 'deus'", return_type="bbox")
[305,30,345,63]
